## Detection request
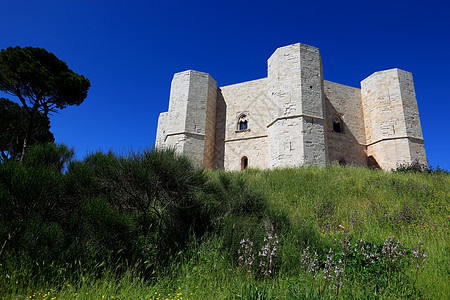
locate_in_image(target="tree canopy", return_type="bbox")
[0,46,90,117]
[0,98,54,162]
[0,46,90,160]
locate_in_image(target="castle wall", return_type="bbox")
[155,111,168,148]
[155,70,217,167]
[361,68,426,169]
[224,137,268,170]
[366,138,412,170]
[267,43,327,168]
[213,90,226,169]
[215,78,272,170]
[156,43,426,172]
[267,117,304,168]
[323,80,367,166]
[200,74,218,168]
[408,139,427,165]
[397,70,424,140]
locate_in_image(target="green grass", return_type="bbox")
[1,164,449,299]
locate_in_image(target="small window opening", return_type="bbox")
[240,120,248,130]
[241,156,248,170]
[237,114,248,131]
[333,115,343,133]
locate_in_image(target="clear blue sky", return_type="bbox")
[1,0,449,168]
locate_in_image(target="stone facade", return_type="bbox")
[156,42,426,171]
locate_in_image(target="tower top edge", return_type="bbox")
[361,68,412,83]
[172,70,217,84]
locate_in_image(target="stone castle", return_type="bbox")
[156,42,426,171]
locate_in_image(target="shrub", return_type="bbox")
[0,149,65,261]
[71,147,210,262]
[394,159,449,175]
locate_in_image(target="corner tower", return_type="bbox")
[266,43,328,168]
[361,69,426,169]
[155,70,217,168]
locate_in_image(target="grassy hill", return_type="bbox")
[1,147,448,299]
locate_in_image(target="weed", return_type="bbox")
[258,224,279,277]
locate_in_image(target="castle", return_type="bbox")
[156,42,426,171]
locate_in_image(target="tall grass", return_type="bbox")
[1,162,448,299]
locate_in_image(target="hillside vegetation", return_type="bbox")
[0,144,448,299]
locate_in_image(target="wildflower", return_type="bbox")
[300,246,319,278]
[322,248,345,293]
[238,233,255,274]
[259,225,279,276]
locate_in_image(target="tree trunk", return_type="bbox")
[19,108,37,162]
[0,217,25,261]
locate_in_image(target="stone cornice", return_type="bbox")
[267,114,324,128]
[164,131,205,142]
[328,135,424,147]
[224,134,268,143]
[366,136,424,147]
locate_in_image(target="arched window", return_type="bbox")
[339,158,346,165]
[241,156,248,170]
[237,114,248,131]
[333,115,343,133]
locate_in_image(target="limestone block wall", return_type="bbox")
[397,70,423,140]
[215,78,272,170]
[155,70,217,167]
[267,43,325,118]
[267,44,302,116]
[220,78,271,140]
[361,68,426,169]
[224,137,268,170]
[267,117,304,168]
[167,71,190,134]
[158,71,191,154]
[361,69,408,144]
[213,90,226,169]
[298,45,326,118]
[200,74,218,168]
[407,139,427,164]
[155,111,168,148]
[323,80,367,166]
[156,42,427,172]
[301,117,328,165]
[365,138,425,170]
[267,43,327,167]
[366,138,411,170]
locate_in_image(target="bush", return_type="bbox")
[83,148,209,254]
[394,159,449,175]
[0,149,65,262]
[0,146,214,279]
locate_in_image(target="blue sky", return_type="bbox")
[1,0,449,168]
